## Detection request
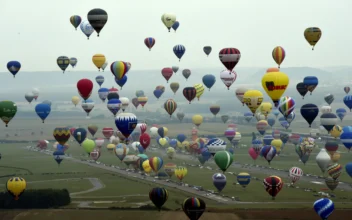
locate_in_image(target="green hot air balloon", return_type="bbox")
[214,151,233,173]
[82,139,96,155]
[0,101,17,127]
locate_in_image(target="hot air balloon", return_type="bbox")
[219,48,241,71]
[177,112,185,122]
[330,125,342,138]
[173,44,186,61]
[167,82,179,95]
[172,21,179,32]
[261,70,289,107]
[110,61,129,80]
[32,88,39,100]
[87,8,108,37]
[182,69,191,80]
[70,15,82,30]
[343,95,352,111]
[97,88,108,102]
[35,103,51,123]
[77,79,93,101]
[113,114,135,141]
[57,56,70,73]
[73,128,87,145]
[235,87,248,106]
[336,108,347,121]
[119,97,129,112]
[149,156,163,173]
[325,177,339,191]
[209,105,220,117]
[327,163,342,180]
[289,167,303,185]
[221,115,229,123]
[172,66,179,73]
[236,172,251,188]
[260,145,277,164]
[132,98,139,109]
[69,57,77,68]
[263,176,283,200]
[220,70,237,90]
[304,27,322,50]
[272,46,285,68]
[6,177,26,200]
[82,138,95,155]
[346,163,352,177]
[344,86,350,94]
[139,133,150,150]
[161,13,176,32]
[164,99,177,118]
[137,96,148,108]
[144,37,155,51]
[278,96,295,119]
[53,127,70,145]
[161,67,173,83]
[203,46,212,56]
[95,75,104,88]
[202,74,216,90]
[88,124,98,137]
[320,113,337,133]
[256,120,269,135]
[300,104,319,127]
[81,99,94,116]
[182,197,206,220]
[183,87,197,104]
[243,90,264,114]
[214,151,233,172]
[212,173,226,192]
[324,94,334,105]
[174,166,188,181]
[193,84,205,100]
[303,76,318,95]
[80,20,94,39]
[135,123,147,134]
[7,61,21,78]
[25,93,34,104]
[192,115,203,127]
[149,187,169,211]
[92,54,106,71]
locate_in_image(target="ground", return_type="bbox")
[1,119,352,219]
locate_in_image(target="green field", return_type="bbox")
[1,118,352,210]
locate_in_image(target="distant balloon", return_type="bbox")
[212,173,226,192]
[296,82,308,98]
[182,69,191,80]
[144,37,156,51]
[304,27,322,50]
[171,21,179,32]
[57,56,70,73]
[87,8,108,37]
[219,48,241,71]
[80,20,94,39]
[272,46,285,68]
[203,46,212,56]
[70,15,82,30]
[173,44,186,61]
[202,74,216,90]
[7,61,21,77]
[69,57,78,68]
[303,76,318,95]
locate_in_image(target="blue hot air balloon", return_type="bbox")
[227,148,234,154]
[280,133,289,145]
[263,135,274,146]
[202,74,216,91]
[95,75,104,87]
[176,134,186,143]
[267,117,276,127]
[73,128,87,145]
[286,112,295,124]
[115,75,127,90]
[98,88,109,102]
[345,163,352,178]
[173,44,186,61]
[212,173,227,192]
[115,113,138,141]
[172,21,179,32]
[300,103,319,127]
[169,139,177,148]
[53,150,65,165]
[107,98,121,116]
[313,198,334,220]
[260,145,277,164]
[279,117,290,129]
[343,95,352,111]
[237,173,251,188]
[303,76,318,95]
[153,89,163,99]
[244,112,253,123]
[336,108,347,121]
[7,61,21,78]
[340,126,352,151]
[272,108,280,118]
[80,20,94,39]
[35,103,51,123]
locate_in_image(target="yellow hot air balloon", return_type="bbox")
[158,138,168,147]
[330,152,341,163]
[272,46,286,68]
[330,125,342,138]
[271,139,283,153]
[304,27,322,50]
[92,54,106,71]
[177,141,184,150]
[142,160,152,173]
[6,177,26,200]
[182,141,190,151]
[192,115,203,127]
[106,143,115,153]
[261,71,289,107]
[167,147,176,159]
[259,102,273,118]
[243,90,264,114]
[194,83,205,101]
[161,13,176,32]
[137,96,148,108]
[170,82,180,94]
[174,166,188,181]
[71,96,80,107]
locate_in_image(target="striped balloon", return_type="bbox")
[320,113,337,133]
[313,198,334,220]
[256,120,269,135]
[272,46,286,68]
[149,187,168,210]
[325,177,339,191]
[183,87,197,104]
[327,163,342,180]
[263,175,283,199]
[164,99,177,117]
[149,156,163,173]
[194,84,205,100]
[110,61,128,80]
[173,44,186,61]
[260,145,277,164]
[324,93,334,105]
[137,96,148,108]
[53,127,70,145]
[70,15,82,30]
[144,37,156,51]
[289,167,303,184]
[182,197,206,220]
[218,48,241,71]
[278,96,295,119]
[237,172,251,188]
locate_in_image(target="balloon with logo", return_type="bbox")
[304,27,322,50]
[73,128,87,145]
[330,125,342,138]
[243,90,264,114]
[263,176,283,200]
[214,151,233,173]
[114,113,137,142]
[220,70,237,90]
[149,157,163,173]
[261,70,289,107]
[212,173,226,192]
[161,13,176,32]
[313,198,334,220]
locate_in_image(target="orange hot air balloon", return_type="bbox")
[272,46,286,68]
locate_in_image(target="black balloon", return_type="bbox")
[87,8,108,36]
[182,197,206,220]
[149,187,169,211]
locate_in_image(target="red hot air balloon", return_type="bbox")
[144,37,156,51]
[183,87,197,104]
[263,176,283,200]
[77,79,93,101]
[161,67,173,83]
[102,127,114,139]
[139,132,151,150]
[69,127,76,136]
[219,48,241,72]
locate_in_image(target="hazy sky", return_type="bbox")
[1,0,351,73]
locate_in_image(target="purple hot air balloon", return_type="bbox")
[212,173,227,192]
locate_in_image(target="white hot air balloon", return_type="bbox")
[316,148,331,173]
[149,127,158,137]
[119,97,130,112]
[32,88,40,100]
[235,87,249,106]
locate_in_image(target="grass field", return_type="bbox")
[1,118,352,219]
